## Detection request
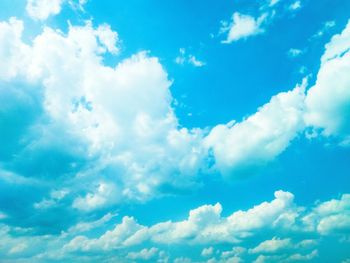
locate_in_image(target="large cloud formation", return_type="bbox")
[1,1,350,261]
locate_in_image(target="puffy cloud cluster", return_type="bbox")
[6,190,345,262]
[63,190,349,254]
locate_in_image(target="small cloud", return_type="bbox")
[0,212,7,220]
[221,12,266,43]
[287,48,303,58]
[188,55,205,67]
[201,246,214,257]
[269,0,280,7]
[175,48,205,67]
[26,0,64,20]
[127,247,159,261]
[289,1,302,11]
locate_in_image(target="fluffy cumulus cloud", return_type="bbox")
[305,20,350,144]
[0,17,208,214]
[204,83,306,175]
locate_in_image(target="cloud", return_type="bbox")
[287,48,303,58]
[26,0,87,21]
[249,237,292,254]
[201,246,214,257]
[72,182,121,211]
[249,237,317,255]
[26,0,64,20]
[127,247,159,261]
[311,21,336,39]
[289,1,302,11]
[220,0,305,44]
[1,16,350,261]
[253,249,318,263]
[0,190,349,261]
[64,190,299,251]
[204,82,306,175]
[305,20,350,144]
[0,18,206,212]
[302,193,350,235]
[221,13,266,43]
[175,48,206,67]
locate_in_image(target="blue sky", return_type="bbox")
[0,0,350,262]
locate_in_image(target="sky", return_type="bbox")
[0,0,350,262]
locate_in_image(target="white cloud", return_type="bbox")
[26,0,88,20]
[95,24,120,54]
[64,190,300,251]
[127,247,159,260]
[68,213,117,233]
[289,1,302,11]
[269,0,280,7]
[201,246,214,257]
[0,18,205,205]
[205,82,306,175]
[305,20,350,143]
[287,48,303,58]
[26,0,64,20]
[72,182,120,211]
[302,194,350,235]
[249,237,317,255]
[188,55,206,67]
[0,212,7,220]
[221,247,246,259]
[0,18,30,80]
[0,190,349,261]
[175,48,205,67]
[253,249,318,263]
[221,13,266,43]
[249,237,292,254]
[312,21,336,39]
